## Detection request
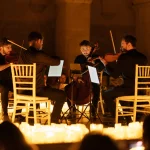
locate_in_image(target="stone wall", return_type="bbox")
[0,0,55,55]
[90,0,135,56]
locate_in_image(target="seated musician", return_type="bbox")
[0,38,14,121]
[18,31,66,124]
[45,72,68,90]
[102,35,148,123]
[65,40,106,118]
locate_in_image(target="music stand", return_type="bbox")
[48,60,64,77]
[60,64,85,123]
[69,64,82,119]
[82,66,102,124]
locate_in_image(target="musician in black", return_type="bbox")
[103,35,148,123]
[18,31,66,123]
[66,40,106,118]
[0,38,13,121]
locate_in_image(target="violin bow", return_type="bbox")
[109,30,116,54]
[7,39,27,50]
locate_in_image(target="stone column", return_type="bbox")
[55,0,92,70]
[133,0,150,61]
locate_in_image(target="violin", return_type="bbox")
[87,52,122,64]
[5,51,19,63]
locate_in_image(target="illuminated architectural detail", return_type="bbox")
[55,0,92,69]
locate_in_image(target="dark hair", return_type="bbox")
[78,132,119,150]
[0,121,33,150]
[79,40,92,47]
[122,35,137,47]
[0,37,11,47]
[28,31,43,42]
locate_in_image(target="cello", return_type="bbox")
[65,62,92,105]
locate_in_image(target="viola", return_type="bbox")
[87,52,122,64]
[104,52,122,62]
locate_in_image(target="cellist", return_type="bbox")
[65,40,107,119]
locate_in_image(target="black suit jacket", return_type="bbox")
[106,49,148,87]
[18,46,60,92]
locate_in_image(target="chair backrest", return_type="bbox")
[10,63,36,99]
[135,64,150,96]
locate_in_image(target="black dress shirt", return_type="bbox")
[0,53,11,81]
[106,49,148,87]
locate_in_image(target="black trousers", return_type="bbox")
[91,83,100,114]
[102,85,134,117]
[0,80,13,115]
[37,86,66,123]
[17,86,66,123]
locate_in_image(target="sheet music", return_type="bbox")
[88,66,100,84]
[48,60,64,77]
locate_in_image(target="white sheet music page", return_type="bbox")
[48,60,64,77]
[87,66,100,84]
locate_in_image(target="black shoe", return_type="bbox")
[91,115,97,122]
[51,118,60,124]
[118,117,128,125]
[126,116,132,124]
[28,118,34,126]
[15,115,25,123]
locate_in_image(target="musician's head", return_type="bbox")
[0,38,12,55]
[79,40,92,57]
[28,31,43,50]
[121,35,137,51]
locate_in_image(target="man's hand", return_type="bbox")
[87,57,95,64]
[98,56,107,66]
[78,78,84,83]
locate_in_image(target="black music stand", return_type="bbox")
[85,65,102,124]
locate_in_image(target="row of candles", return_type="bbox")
[14,121,143,144]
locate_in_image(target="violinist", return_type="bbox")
[66,40,106,119]
[102,35,148,123]
[0,38,13,121]
[18,31,66,124]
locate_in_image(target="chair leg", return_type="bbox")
[115,99,119,123]
[133,100,137,122]
[47,101,51,125]
[25,103,28,123]
[33,103,37,124]
[12,101,17,122]
[99,92,105,115]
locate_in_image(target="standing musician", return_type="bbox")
[103,35,148,123]
[65,40,106,118]
[0,38,13,121]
